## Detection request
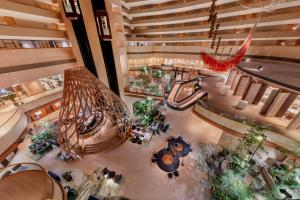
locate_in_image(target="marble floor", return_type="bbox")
[17,96,223,200]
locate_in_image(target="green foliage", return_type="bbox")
[31,121,56,143]
[141,66,150,74]
[3,93,17,101]
[152,70,164,79]
[165,82,171,93]
[263,184,283,200]
[148,83,162,96]
[240,124,268,150]
[130,79,144,88]
[133,97,158,127]
[213,170,254,200]
[270,163,300,189]
[295,147,300,156]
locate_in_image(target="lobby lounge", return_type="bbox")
[0,0,300,200]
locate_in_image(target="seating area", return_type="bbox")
[1,0,300,200]
[130,98,170,145]
[152,136,192,178]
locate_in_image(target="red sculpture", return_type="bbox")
[201,22,258,72]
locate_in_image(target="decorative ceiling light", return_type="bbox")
[200,20,259,72]
[208,0,217,23]
[208,0,218,39]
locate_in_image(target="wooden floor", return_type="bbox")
[0,170,50,200]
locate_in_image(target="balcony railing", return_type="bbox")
[0,39,71,50]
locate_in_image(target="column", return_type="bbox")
[57,0,84,66]
[287,111,300,130]
[226,69,238,85]
[233,75,252,96]
[79,0,109,86]
[275,92,297,117]
[260,89,280,115]
[230,73,242,91]
[104,0,128,98]
[262,90,297,117]
[242,82,268,104]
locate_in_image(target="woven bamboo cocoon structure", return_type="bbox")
[56,68,131,155]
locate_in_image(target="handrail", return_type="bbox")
[0,162,45,171]
[194,100,300,154]
[0,107,20,128]
[0,162,55,199]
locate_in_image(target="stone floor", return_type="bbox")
[16,96,223,200]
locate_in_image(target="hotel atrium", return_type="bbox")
[0,0,300,199]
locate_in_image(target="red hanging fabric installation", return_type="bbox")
[201,21,258,72]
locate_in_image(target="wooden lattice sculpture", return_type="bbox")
[56,67,131,155]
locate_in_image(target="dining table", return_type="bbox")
[155,149,180,172]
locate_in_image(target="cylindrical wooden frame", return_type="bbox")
[56,68,131,155]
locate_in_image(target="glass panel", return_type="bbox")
[96,17,102,36]
[74,0,81,15]
[63,0,73,13]
[101,16,110,36]
[20,40,35,48]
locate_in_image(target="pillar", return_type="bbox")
[242,82,268,104]
[233,75,252,96]
[230,73,242,91]
[78,0,110,86]
[287,111,300,130]
[261,90,297,117]
[104,0,128,98]
[226,69,238,85]
[260,89,280,115]
[57,0,84,67]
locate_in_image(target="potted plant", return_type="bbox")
[133,97,158,127]
[62,170,73,182]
